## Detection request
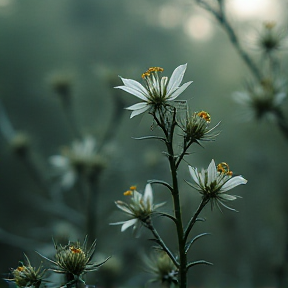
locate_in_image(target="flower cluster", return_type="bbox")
[116,64,192,118]
[188,159,247,211]
[112,184,165,233]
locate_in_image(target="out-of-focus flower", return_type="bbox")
[111,184,165,233]
[187,159,247,211]
[180,110,219,143]
[233,76,287,120]
[115,64,193,118]
[257,21,288,54]
[144,251,178,286]
[49,136,106,190]
[10,254,46,288]
[38,237,109,279]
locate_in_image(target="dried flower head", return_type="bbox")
[181,110,219,143]
[111,184,165,234]
[187,159,247,211]
[49,136,106,189]
[144,251,178,286]
[10,254,46,288]
[115,64,193,118]
[38,237,109,279]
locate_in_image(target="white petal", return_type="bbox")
[126,102,148,111]
[220,194,237,201]
[274,92,286,106]
[130,105,150,118]
[188,166,199,185]
[49,155,69,168]
[115,85,148,101]
[120,77,148,95]
[121,219,138,232]
[207,159,217,185]
[61,170,76,189]
[232,91,251,105]
[220,176,247,192]
[143,183,153,206]
[168,81,193,100]
[154,201,166,209]
[167,64,187,94]
[115,201,134,215]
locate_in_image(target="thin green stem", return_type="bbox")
[145,218,179,268]
[155,108,187,288]
[184,197,209,243]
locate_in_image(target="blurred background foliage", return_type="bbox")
[0,0,288,287]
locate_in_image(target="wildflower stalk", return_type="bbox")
[151,107,204,288]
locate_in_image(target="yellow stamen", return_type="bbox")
[217,162,233,176]
[70,246,82,254]
[141,72,150,79]
[264,21,276,30]
[124,190,133,196]
[141,67,163,78]
[197,111,211,123]
[17,266,25,272]
[147,67,164,73]
[130,185,137,190]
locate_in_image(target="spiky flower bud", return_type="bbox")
[10,254,45,288]
[38,237,109,279]
[181,111,219,143]
[144,251,178,286]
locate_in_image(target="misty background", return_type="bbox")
[0,0,288,287]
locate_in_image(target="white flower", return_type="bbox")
[188,159,247,211]
[49,136,105,190]
[111,184,165,233]
[115,64,193,118]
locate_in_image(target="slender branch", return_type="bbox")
[148,179,173,193]
[145,219,179,268]
[156,212,177,224]
[184,197,209,242]
[132,135,166,142]
[186,260,213,270]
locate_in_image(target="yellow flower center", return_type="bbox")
[217,162,233,176]
[197,111,211,123]
[69,246,82,254]
[16,266,25,272]
[141,67,164,78]
[130,185,137,190]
